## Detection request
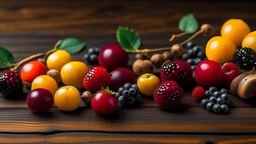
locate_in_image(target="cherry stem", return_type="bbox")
[180,30,203,46]
[129,30,203,54]
[169,32,188,42]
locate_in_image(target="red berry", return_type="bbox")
[26,88,54,113]
[153,80,184,109]
[20,61,48,83]
[192,86,205,101]
[221,62,240,88]
[109,67,137,91]
[0,70,23,98]
[98,43,129,71]
[194,60,223,88]
[160,60,193,87]
[91,89,118,115]
[83,66,111,93]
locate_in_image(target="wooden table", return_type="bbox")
[1,0,256,143]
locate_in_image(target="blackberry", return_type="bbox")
[0,70,23,99]
[234,47,256,70]
[115,83,142,107]
[83,47,100,65]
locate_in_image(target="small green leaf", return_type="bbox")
[0,47,15,69]
[57,37,86,54]
[116,26,142,52]
[179,13,199,33]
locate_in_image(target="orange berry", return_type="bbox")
[242,31,256,52]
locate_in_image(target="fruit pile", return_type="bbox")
[0,13,255,117]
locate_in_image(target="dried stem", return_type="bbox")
[169,32,188,42]
[180,30,203,46]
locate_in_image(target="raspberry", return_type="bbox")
[0,70,23,99]
[192,86,205,101]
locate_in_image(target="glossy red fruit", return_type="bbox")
[83,66,111,93]
[192,86,205,101]
[109,67,137,91]
[153,80,184,109]
[194,60,223,88]
[26,88,54,113]
[221,62,241,88]
[160,60,193,87]
[21,61,48,83]
[91,90,118,115]
[98,44,129,71]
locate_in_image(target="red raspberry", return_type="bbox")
[192,86,205,101]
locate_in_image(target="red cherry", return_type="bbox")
[98,44,129,71]
[194,60,223,88]
[192,86,205,101]
[21,61,48,83]
[26,88,54,113]
[91,90,118,115]
[109,67,137,91]
[221,62,241,88]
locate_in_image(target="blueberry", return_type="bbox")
[192,46,201,53]
[182,53,190,60]
[197,51,205,59]
[129,88,137,95]
[127,96,135,105]
[118,96,125,104]
[220,104,229,113]
[209,87,217,93]
[186,41,195,48]
[206,102,214,112]
[213,91,220,97]
[213,104,221,113]
[191,65,196,71]
[94,47,101,54]
[132,84,139,90]
[83,53,90,61]
[201,98,209,108]
[89,54,98,64]
[220,88,228,94]
[124,83,132,89]
[217,97,225,104]
[205,90,212,98]
[187,49,196,58]
[122,90,130,97]
[187,58,195,65]
[221,93,229,100]
[115,91,121,97]
[209,96,217,103]
[118,87,124,93]
[134,94,142,102]
[193,58,201,65]
[88,48,95,54]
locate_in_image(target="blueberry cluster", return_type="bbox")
[83,47,100,65]
[200,87,231,114]
[115,83,142,107]
[181,41,206,71]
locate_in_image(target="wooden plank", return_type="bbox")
[0,107,255,133]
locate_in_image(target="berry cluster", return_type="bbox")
[200,87,230,114]
[115,83,142,106]
[181,41,206,71]
[234,47,256,70]
[83,47,101,65]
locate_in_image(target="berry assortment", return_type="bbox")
[0,13,256,117]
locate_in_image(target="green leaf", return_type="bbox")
[116,26,142,52]
[57,37,86,54]
[0,47,15,69]
[179,13,199,33]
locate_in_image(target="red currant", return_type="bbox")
[21,61,48,83]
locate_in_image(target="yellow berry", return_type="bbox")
[221,19,251,47]
[205,36,237,64]
[61,61,89,89]
[137,73,160,96]
[31,75,58,96]
[54,86,81,111]
[46,50,72,71]
[242,31,256,52]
